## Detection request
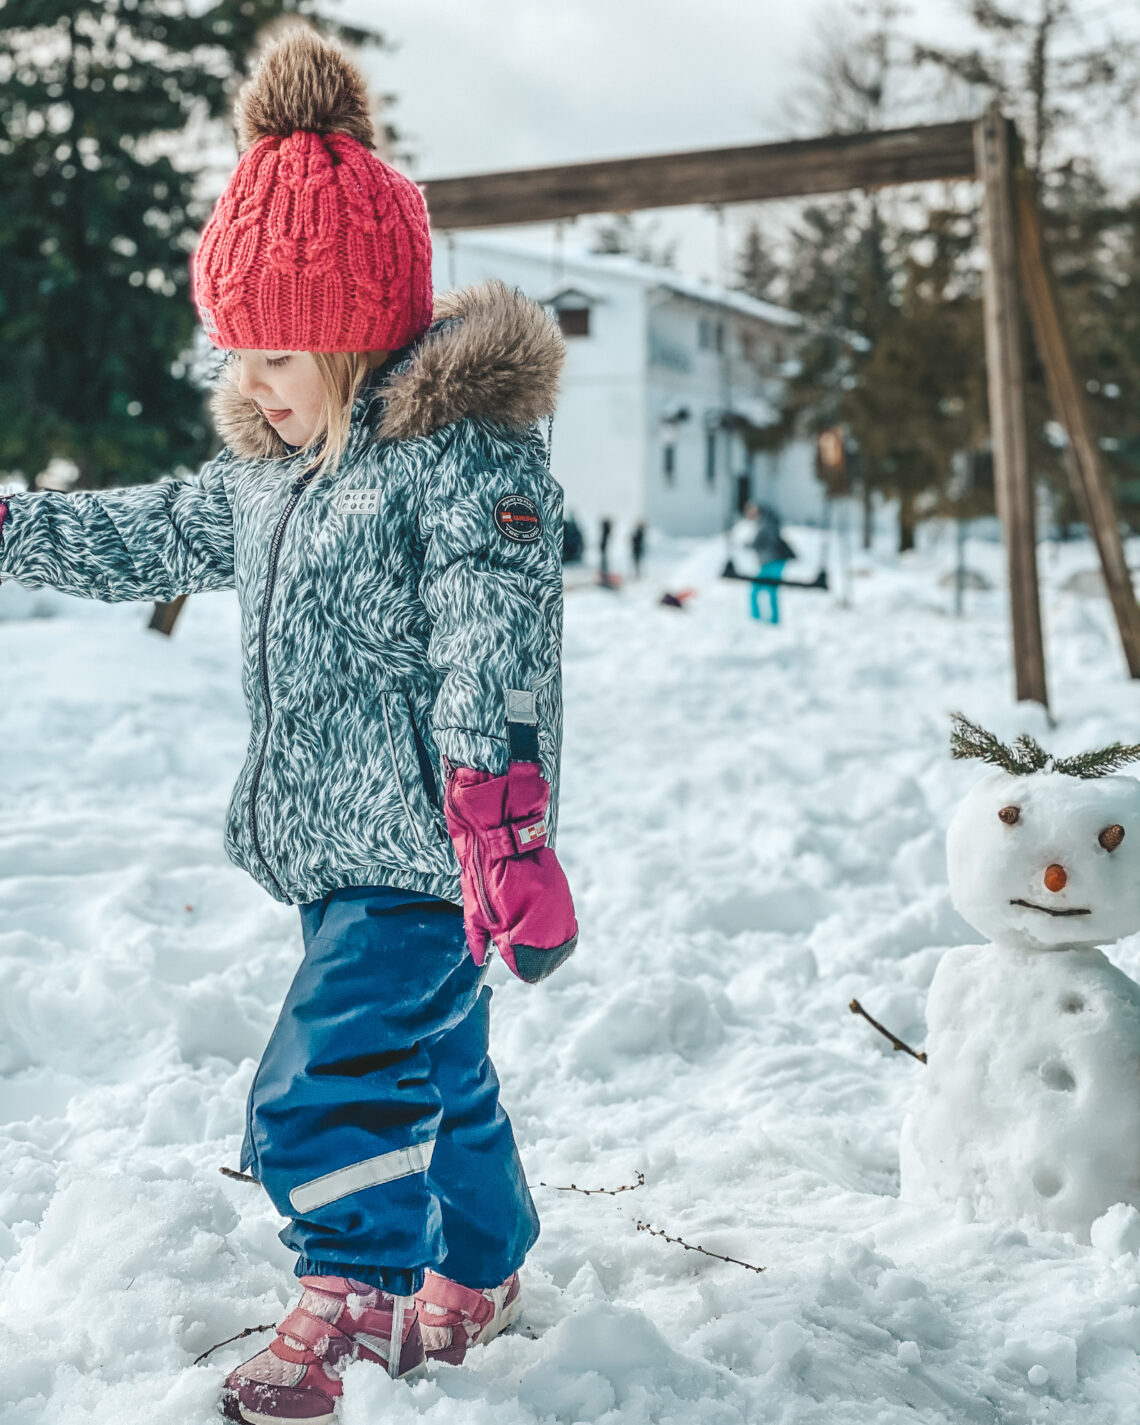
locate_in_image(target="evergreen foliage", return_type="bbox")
[0,1,391,490]
[590,214,676,270]
[918,2,1140,532]
[741,0,1140,546]
[950,712,1140,779]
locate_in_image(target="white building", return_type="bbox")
[433,234,823,550]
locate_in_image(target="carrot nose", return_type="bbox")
[1044,863,1067,893]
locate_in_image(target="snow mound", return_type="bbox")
[900,942,1140,1240]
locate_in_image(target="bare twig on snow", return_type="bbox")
[634,1219,765,1274]
[193,1323,275,1366]
[535,1171,646,1197]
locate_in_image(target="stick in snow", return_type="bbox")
[193,1323,275,1366]
[849,998,927,1063]
[535,1171,646,1197]
[634,1219,765,1274]
[219,1166,259,1184]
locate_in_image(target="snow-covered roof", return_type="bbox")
[730,394,781,429]
[450,233,803,330]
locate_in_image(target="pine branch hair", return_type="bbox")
[949,712,1140,779]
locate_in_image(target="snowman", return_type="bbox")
[899,715,1140,1241]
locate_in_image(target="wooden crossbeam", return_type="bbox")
[421,121,977,230]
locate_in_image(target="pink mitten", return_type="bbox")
[444,761,578,983]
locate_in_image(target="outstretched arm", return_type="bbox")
[0,452,236,603]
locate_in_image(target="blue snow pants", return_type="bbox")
[240,885,540,1297]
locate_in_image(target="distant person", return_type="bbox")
[599,516,614,579]
[0,31,579,1421]
[630,521,647,578]
[562,512,584,564]
[748,504,796,624]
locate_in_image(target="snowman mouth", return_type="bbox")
[1009,898,1092,918]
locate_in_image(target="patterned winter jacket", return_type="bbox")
[0,282,567,906]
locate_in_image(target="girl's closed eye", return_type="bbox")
[266,356,290,368]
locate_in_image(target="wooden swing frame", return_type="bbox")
[417,105,1140,708]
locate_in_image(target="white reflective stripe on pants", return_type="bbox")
[289,1138,435,1215]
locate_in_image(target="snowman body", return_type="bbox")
[899,768,1140,1240]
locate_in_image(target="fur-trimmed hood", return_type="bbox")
[210,281,565,462]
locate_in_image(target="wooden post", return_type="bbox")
[1012,170,1140,679]
[974,106,1048,708]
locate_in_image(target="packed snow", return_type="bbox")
[6,519,1140,1423]
[900,941,1140,1242]
[902,766,1140,1241]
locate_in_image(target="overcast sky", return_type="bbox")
[336,0,1139,283]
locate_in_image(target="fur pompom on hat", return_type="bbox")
[190,27,432,353]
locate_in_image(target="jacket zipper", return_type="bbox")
[472,845,495,925]
[248,471,317,900]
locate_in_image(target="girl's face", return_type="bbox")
[234,349,324,448]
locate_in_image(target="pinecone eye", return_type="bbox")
[1099,824,1125,852]
[998,805,1020,825]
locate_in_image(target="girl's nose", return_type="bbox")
[1044,863,1067,893]
[235,360,267,402]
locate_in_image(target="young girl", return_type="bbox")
[0,28,577,1425]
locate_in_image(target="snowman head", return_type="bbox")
[947,717,1140,950]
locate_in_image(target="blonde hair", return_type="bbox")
[294,349,389,477]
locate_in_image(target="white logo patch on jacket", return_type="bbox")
[337,488,381,515]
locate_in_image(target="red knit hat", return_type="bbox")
[191,28,432,353]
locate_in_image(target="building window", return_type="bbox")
[705,432,717,486]
[557,306,590,338]
[699,318,725,353]
[663,443,676,485]
[695,319,721,351]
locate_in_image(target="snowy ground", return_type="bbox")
[4,521,1140,1423]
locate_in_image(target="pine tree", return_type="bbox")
[590,214,677,269]
[917,2,1140,532]
[0,1,392,490]
[755,2,934,550]
[914,1,1139,179]
[735,223,782,304]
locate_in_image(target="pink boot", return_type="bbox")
[221,1276,424,1424]
[414,1270,522,1366]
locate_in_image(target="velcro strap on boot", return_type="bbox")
[276,1307,352,1355]
[421,1276,495,1324]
